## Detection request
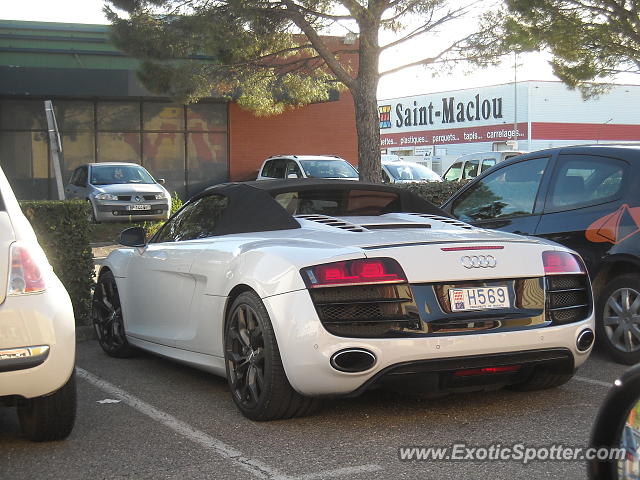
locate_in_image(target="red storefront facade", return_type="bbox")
[228,93,357,182]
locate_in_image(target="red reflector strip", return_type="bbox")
[453,365,521,377]
[441,246,505,252]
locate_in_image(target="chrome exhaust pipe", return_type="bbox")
[577,328,595,352]
[330,348,376,373]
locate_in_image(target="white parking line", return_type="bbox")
[76,367,382,480]
[573,376,614,388]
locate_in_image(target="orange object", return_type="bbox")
[586,204,640,244]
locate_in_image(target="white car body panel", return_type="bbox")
[0,166,75,399]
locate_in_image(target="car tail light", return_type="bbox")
[542,251,586,275]
[8,243,46,295]
[453,365,521,377]
[301,258,407,288]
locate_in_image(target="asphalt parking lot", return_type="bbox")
[0,341,629,480]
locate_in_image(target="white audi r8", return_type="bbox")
[94,180,595,421]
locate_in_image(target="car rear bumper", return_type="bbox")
[0,279,76,398]
[263,289,594,396]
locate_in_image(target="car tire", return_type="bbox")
[224,291,321,421]
[92,270,136,358]
[596,274,640,365]
[18,369,77,442]
[508,368,573,391]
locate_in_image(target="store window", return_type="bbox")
[0,99,47,130]
[143,103,184,131]
[0,98,228,200]
[97,102,140,131]
[187,132,228,191]
[61,133,95,182]
[54,101,94,131]
[97,132,141,163]
[0,131,49,199]
[144,132,185,195]
[187,104,227,131]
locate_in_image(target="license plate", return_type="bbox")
[449,286,510,312]
[127,204,151,211]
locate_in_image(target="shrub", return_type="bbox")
[394,180,468,208]
[20,200,94,326]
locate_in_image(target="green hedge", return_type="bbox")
[394,180,468,207]
[20,200,94,326]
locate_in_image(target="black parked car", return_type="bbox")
[442,144,640,364]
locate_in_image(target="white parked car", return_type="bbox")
[0,167,76,441]
[256,155,359,180]
[382,159,442,183]
[443,150,525,181]
[95,180,594,421]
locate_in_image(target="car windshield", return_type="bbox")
[385,163,440,181]
[298,160,359,179]
[90,165,156,185]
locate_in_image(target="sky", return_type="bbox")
[1,0,581,100]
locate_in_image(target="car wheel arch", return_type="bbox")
[97,266,112,278]
[592,258,640,299]
[222,284,258,337]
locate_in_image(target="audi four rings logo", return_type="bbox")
[461,255,497,268]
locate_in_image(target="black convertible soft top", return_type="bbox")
[185,179,449,236]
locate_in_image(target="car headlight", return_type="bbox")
[94,193,118,201]
[153,193,167,200]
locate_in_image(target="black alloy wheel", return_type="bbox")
[92,271,135,358]
[224,291,320,421]
[225,303,266,410]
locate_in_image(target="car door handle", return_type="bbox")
[513,230,529,235]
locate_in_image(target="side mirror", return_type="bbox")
[157,178,166,185]
[119,227,146,247]
[589,364,640,479]
[287,173,299,179]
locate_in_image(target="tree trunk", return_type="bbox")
[353,82,382,183]
[352,15,382,183]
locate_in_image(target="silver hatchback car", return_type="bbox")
[65,163,171,223]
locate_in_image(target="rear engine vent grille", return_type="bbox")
[406,213,473,230]
[360,223,431,230]
[546,274,591,325]
[309,284,419,338]
[295,214,368,232]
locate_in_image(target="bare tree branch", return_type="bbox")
[379,35,473,76]
[381,7,467,51]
